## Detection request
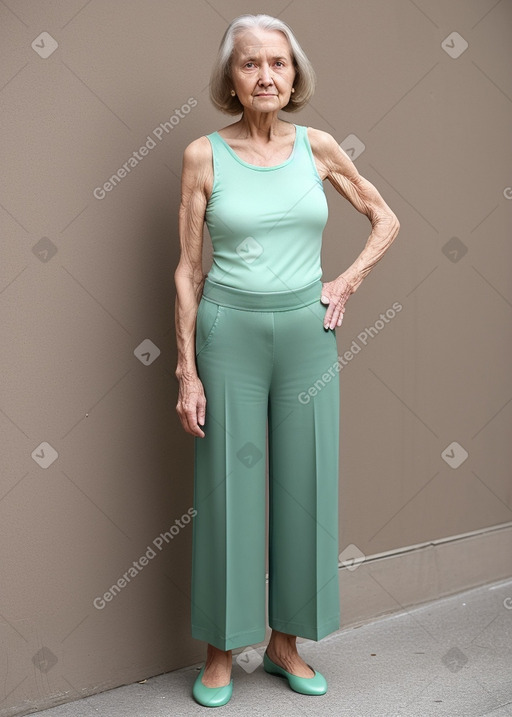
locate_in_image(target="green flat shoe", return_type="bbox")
[263,651,327,695]
[192,664,233,707]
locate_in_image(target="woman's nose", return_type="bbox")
[258,65,273,84]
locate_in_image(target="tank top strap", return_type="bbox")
[205,130,229,176]
[205,129,229,152]
[298,125,321,178]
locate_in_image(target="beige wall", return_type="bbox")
[1,1,511,714]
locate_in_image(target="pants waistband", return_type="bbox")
[201,277,323,311]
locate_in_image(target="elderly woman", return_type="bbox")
[175,13,399,708]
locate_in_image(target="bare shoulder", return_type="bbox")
[181,135,213,199]
[182,135,212,170]
[306,126,337,152]
[306,126,357,180]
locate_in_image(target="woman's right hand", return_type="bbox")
[176,372,207,438]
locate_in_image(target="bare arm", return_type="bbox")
[174,136,212,436]
[309,128,400,328]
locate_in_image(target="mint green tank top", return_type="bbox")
[204,124,328,292]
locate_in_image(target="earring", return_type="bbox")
[230,89,236,96]
[291,87,295,93]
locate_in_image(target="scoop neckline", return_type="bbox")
[213,124,298,170]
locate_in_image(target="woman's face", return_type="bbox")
[230,28,296,114]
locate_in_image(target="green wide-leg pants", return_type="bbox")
[191,278,340,651]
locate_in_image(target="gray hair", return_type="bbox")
[209,14,316,115]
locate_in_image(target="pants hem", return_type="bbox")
[191,625,267,651]
[269,615,340,642]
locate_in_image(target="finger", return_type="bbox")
[328,303,345,329]
[183,408,194,434]
[185,407,202,437]
[196,404,206,437]
[328,311,338,330]
[197,402,206,426]
[326,310,338,330]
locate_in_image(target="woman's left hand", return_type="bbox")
[320,274,354,329]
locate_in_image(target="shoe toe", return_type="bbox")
[192,665,233,707]
[263,652,327,695]
[288,666,327,695]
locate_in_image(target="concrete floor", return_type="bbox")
[33,577,512,717]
